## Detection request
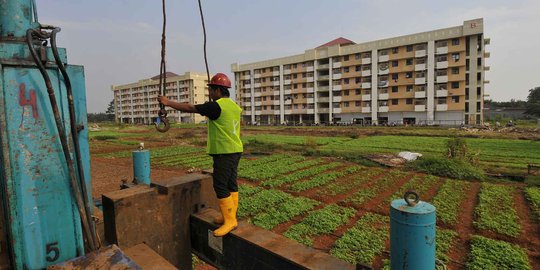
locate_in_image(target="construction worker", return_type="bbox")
[157,73,242,237]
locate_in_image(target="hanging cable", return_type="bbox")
[155,0,170,132]
[197,0,210,84]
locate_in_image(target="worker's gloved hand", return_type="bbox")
[157,95,169,106]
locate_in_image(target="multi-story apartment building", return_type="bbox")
[112,72,210,124]
[232,18,489,125]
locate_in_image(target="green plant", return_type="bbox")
[252,196,320,230]
[437,229,458,262]
[289,166,362,191]
[447,137,468,160]
[262,162,342,188]
[377,174,439,210]
[467,235,531,270]
[474,183,521,237]
[406,156,485,180]
[238,189,291,218]
[432,180,471,225]
[346,170,409,207]
[525,187,540,220]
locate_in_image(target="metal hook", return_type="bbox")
[403,190,419,207]
[155,108,170,133]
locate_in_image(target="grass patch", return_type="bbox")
[406,156,485,180]
[467,235,531,270]
[474,183,521,237]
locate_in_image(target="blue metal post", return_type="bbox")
[132,149,151,185]
[0,0,39,37]
[390,192,436,270]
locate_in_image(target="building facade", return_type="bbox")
[232,18,489,125]
[112,72,210,124]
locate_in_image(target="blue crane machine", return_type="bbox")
[0,0,97,268]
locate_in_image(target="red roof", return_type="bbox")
[151,72,179,80]
[316,37,355,49]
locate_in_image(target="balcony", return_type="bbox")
[273,81,280,86]
[362,94,371,100]
[333,96,342,102]
[378,81,389,88]
[415,50,426,58]
[318,64,330,69]
[307,66,314,72]
[362,70,371,77]
[333,74,342,80]
[254,83,261,88]
[244,102,252,107]
[273,90,280,96]
[274,110,280,115]
[307,77,314,82]
[484,66,490,71]
[318,75,330,80]
[254,92,262,97]
[362,57,371,64]
[244,84,251,89]
[415,78,426,85]
[285,109,292,114]
[332,62,342,68]
[436,89,448,97]
[306,98,314,103]
[378,93,389,100]
[254,74,261,79]
[333,107,342,114]
[255,101,262,106]
[317,86,329,92]
[307,87,314,93]
[415,91,426,98]
[437,60,449,69]
[307,109,315,114]
[436,104,448,111]
[378,69,389,75]
[484,38,491,45]
[436,46,448,54]
[284,79,291,85]
[273,71,280,76]
[255,111,262,116]
[333,85,342,91]
[284,99,292,105]
[379,106,389,112]
[284,69,291,75]
[318,97,329,103]
[242,75,251,80]
[318,108,329,113]
[436,76,448,83]
[361,82,372,89]
[362,107,371,113]
[415,64,426,71]
[378,55,389,62]
[284,89,292,95]
[273,100,280,106]
[415,105,426,111]
[484,52,491,58]
[244,92,251,98]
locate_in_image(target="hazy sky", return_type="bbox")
[37,0,540,113]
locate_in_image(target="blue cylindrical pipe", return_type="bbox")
[132,150,151,185]
[0,0,39,37]
[390,194,436,270]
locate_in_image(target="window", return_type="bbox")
[344,102,350,107]
[392,47,399,54]
[294,104,298,109]
[451,82,459,89]
[302,62,306,68]
[293,74,297,79]
[302,83,307,88]
[292,64,297,69]
[406,98,413,104]
[451,67,459,74]
[406,45,413,52]
[355,65,361,72]
[343,90,349,96]
[392,60,398,67]
[355,89,361,95]
[477,102,481,112]
[452,53,460,61]
[477,87,481,96]
[406,85,413,92]
[452,38,460,45]
[344,55,349,61]
[392,99,399,105]
[355,101,361,106]
[294,84,298,89]
[477,58,482,66]
[465,102,469,112]
[405,72,413,78]
[344,78,350,84]
[294,94,298,99]
[392,74,399,80]
[452,96,460,103]
[392,86,398,93]
[355,78,361,84]
[406,58,413,65]
[303,73,307,78]
[355,53,361,59]
[344,67,350,73]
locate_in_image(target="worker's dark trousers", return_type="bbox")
[211,153,242,199]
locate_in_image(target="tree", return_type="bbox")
[106,99,115,114]
[525,87,540,117]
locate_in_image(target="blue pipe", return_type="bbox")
[390,192,436,270]
[132,150,151,185]
[0,0,39,38]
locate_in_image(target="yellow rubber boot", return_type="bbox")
[213,196,237,237]
[213,191,239,224]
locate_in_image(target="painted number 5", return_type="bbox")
[45,242,60,262]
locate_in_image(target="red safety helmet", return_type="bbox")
[208,73,231,88]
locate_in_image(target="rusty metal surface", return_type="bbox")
[103,174,213,270]
[47,245,140,270]
[191,209,366,270]
[124,244,177,270]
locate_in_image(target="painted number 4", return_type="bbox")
[45,242,60,262]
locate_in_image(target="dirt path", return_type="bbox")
[514,188,540,270]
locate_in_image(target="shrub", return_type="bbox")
[407,156,485,180]
[93,135,117,141]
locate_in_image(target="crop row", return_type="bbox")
[284,204,355,246]
[432,180,471,225]
[238,155,306,181]
[474,183,521,237]
[255,158,325,181]
[318,167,384,197]
[252,196,320,230]
[261,162,342,188]
[466,235,531,270]
[377,174,439,211]
[237,154,287,171]
[238,189,292,218]
[100,145,203,158]
[331,212,389,265]
[345,170,409,207]
[525,187,540,220]
[289,166,363,192]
